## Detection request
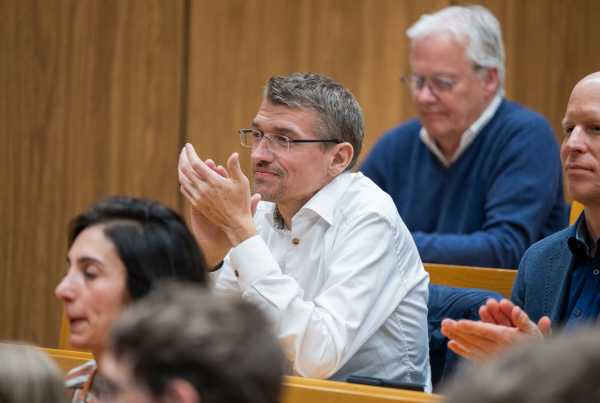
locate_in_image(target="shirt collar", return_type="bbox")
[301,171,353,225]
[568,213,597,259]
[419,93,503,167]
[260,172,354,229]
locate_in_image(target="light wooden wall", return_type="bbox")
[3,0,600,348]
[1,0,187,345]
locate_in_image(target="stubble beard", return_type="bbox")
[252,177,285,203]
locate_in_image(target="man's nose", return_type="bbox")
[413,83,437,104]
[251,137,274,161]
[563,126,587,153]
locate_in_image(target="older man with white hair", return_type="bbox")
[361,5,567,386]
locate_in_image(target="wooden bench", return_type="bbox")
[43,347,439,403]
[281,376,440,403]
[41,347,93,374]
[424,262,516,298]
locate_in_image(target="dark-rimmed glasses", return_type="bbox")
[239,128,341,153]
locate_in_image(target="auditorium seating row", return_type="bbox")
[41,347,442,403]
[49,201,586,402]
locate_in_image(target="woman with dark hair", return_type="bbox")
[55,196,207,402]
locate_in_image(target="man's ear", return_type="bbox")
[481,67,500,98]
[163,379,201,403]
[328,142,354,176]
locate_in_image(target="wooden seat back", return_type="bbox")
[43,348,441,402]
[41,347,93,374]
[282,376,440,403]
[424,262,516,298]
[570,200,584,225]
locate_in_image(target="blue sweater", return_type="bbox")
[361,99,568,268]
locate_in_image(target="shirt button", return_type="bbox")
[594,269,600,276]
[292,238,300,245]
[234,269,239,278]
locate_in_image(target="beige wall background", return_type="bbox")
[2,0,600,348]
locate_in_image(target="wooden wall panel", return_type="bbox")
[1,0,186,346]
[457,0,600,141]
[188,0,600,170]
[5,0,600,349]
[186,0,448,173]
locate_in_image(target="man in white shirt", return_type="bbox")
[178,73,430,390]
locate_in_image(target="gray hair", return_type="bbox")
[0,343,66,403]
[264,73,364,170]
[407,5,505,92]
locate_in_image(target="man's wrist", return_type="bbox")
[226,220,257,246]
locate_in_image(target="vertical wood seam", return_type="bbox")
[176,0,192,214]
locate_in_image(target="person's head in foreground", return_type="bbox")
[0,343,66,403]
[442,327,600,403]
[405,5,503,157]
[101,282,285,403]
[242,72,363,220]
[55,196,208,359]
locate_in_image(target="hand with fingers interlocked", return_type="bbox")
[440,297,552,363]
[178,143,261,267]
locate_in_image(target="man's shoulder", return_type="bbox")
[338,172,401,221]
[494,99,553,132]
[361,119,424,178]
[375,118,422,146]
[363,119,424,169]
[523,226,572,261]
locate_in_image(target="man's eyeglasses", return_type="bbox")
[401,74,460,96]
[402,65,486,96]
[239,128,341,153]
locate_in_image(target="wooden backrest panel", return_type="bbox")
[424,263,517,298]
[41,347,94,374]
[282,376,440,403]
[570,201,584,225]
[42,348,440,402]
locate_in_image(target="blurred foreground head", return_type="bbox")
[0,343,66,403]
[103,282,285,403]
[443,326,600,403]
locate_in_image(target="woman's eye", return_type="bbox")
[563,126,574,136]
[82,265,99,280]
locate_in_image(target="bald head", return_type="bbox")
[577,72,600,85]
[565,72,600,122]
[560,71,600,207]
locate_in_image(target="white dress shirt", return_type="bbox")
[211,172,431,390]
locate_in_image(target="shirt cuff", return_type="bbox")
[229,234,281,290]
